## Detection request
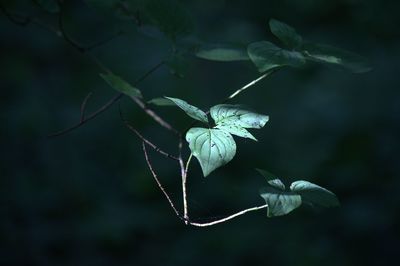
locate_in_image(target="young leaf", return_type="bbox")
[248,41,306,72]
[100,73,142,98]
[147,97,175,106]
[302,42,372,73]
[269,19,302,49]
[196,43,250,62]
[165,97,208,123]
[260,187,302,217]
[186,128,236,177]
[210,104,269,140]
[290,180,339,207]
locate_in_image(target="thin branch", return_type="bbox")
[80,92,93,122]
[48,61,165,138]
[189,204,268,227]
[142,142,183,220]
[178,139,189,224]
[48,93,123,137]
[124,122,179,161]
[224,69,278,101]
[129,96,180,136]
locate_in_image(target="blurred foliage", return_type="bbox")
[1,0,399,265]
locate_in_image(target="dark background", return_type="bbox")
[1,0,399,265]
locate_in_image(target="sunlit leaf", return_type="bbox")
[260,187,302,217]
[290,180,339,207]
[100,72,142,98]
[186,128,236,177]
[302,42,372,73]
[269,19,302,49]
[210,104,268,140]
[248,41,306,72]
[196,43,250,62]
[165,97,208,123]
[214,124,257,141]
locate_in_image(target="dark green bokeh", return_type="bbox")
[1,0,399,265]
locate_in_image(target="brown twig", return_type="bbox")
[142,142,183,220]
[48,61,165,138]
[129,96,180,136]
[124,122,179,161]
[48,93,124,137]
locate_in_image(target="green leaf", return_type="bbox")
[302,42,372,73]
[269,19,302,49]
[195,43,250,62]
[210,104,269,141]
[186,128,236,177]
[260,187,302,217]
[248,41,306,72]
[290,180,339,207]
[165,97,208,123]
[100,72,142,98]
[256,169,285,190]
[34,0,59,13]
[147,97,175,106]
[213,124,257,141]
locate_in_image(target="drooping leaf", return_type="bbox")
[248,41,306,72]
[186,128,236,177]
[147,97,175,106]
[34,0,59,13]
[302,42,372,73]
[165,97,208,123]
[269,19,302,49]
[196,43,250,62]
[290,180,339,207]
[260,187,302,217]
[256,168,285,190]
[210,104,269,140]
[100,72,142,98]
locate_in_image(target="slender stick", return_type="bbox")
[178,140,189,224]
[189,204,268,227]
[224,68,280,102]
[124,122,179,161]
[142,142,183,219]
[48,93,123,137]
[48,61,165,138]
[129,96,180,136]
